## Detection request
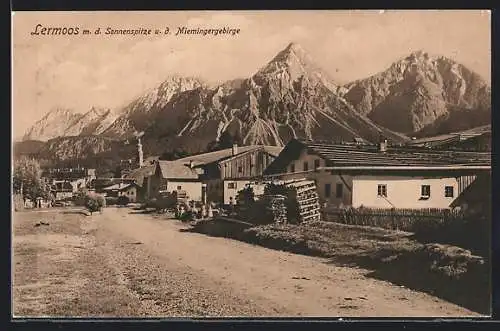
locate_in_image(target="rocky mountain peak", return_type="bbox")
[280,42,309,60]
[343,50,491,135]
[258,42,317,77]
[254,42,339,93]
[22,108,82,141]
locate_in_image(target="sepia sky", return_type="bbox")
[12,10,491,137]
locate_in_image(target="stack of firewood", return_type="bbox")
[287,180,321,223]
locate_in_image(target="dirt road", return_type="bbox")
[12,207,481,317]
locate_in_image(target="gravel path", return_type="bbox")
[13,207,482,317]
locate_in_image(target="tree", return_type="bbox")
[13,157,51,202]
[113,166,122,178]
[219,131,235,149]
[160,148,189,161]
[206,130,242,152]
[84,193,106,215]
[155,192,177,212]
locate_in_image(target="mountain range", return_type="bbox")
[16,42,491,171]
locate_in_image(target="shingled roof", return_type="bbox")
[124,165,156,187]
[264,139,491,174]
[303,140,491,167]
[174,145,283,167]
[156,161,199,180]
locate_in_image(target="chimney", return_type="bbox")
[189,160,194,168]
[232,143,238,156]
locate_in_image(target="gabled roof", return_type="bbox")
[102,183,137,191]
[124,165,156,186]
[407,125,491,147]
[265,139,491,174]
[157,161,199,180]
[218,145,283,165]
[174,145,283,167]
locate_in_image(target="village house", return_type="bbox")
[50,181,74,201]
[146,144,283,204]
[263,139,491,209]
[149,160,203,202]
[102,182,140,203]
[42,167,97,193]
[406,125,491,151]
[123,164,156,202]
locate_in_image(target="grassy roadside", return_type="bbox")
[12,210,146,317]
[189,219,490,315]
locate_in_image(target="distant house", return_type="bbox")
[264,139,491,209]
[102,182,140,202]
[51,181,74,201]
[123,164,156,202]
[406,125,491,151]
[91,178,135,194]
[149,160,202,202]
[215,144,282,204]
[42,167,97,193]
[146,144,283,204]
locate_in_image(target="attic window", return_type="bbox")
[314,159,320,169]
[303,162,309,172]
[238,166,242,173]
[290,163,295,173]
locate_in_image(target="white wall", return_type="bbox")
[280,150,353,207]
[167,181,202,202]
[351,175,459,209]
[69,178,87,192]
[118,186,137,202]
[223,180,251,204]
[274,148,467,209]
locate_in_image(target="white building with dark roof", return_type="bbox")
[146,144,283,204]
[264,139,491,209]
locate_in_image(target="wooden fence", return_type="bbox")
[322,207,466,232]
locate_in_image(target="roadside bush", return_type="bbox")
[84,193,106,215]
[156,192,177,212]
[117,195,130,206]
[412,214,490,258]
[73,188,89,206]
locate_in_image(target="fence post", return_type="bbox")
[392,208,396,231]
